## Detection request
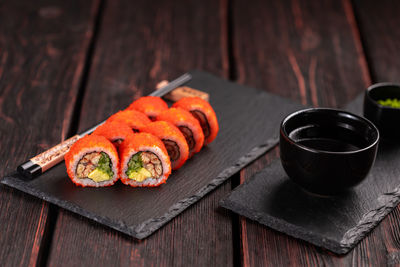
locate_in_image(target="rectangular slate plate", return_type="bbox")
[1,70,303,239]
[220,94,400,254]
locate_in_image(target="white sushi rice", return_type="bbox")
[120,146,171,187]
[68,148,119,187]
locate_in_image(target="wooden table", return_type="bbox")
[1,0,399,265]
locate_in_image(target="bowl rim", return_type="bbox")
[280,108,380,155]
[366,82,400,110]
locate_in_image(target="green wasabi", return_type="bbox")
[377,98,400,108]
[126,152,152,181]
[126,152,143,177]
[87,152,114,182]
[96,152,114,178]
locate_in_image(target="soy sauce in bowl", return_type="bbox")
[288,124,367,152]
[280,108,379,195]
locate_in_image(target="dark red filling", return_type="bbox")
[162,139,180,161]
[190,110,210,138]
[112,138,124,146]
[178,126,195,151]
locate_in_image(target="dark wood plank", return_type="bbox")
[0,0,100,265]
[233,0,370,107]
[47,0,233,265]
[353,0,400,84]
[353,0,400,265]
[231,0,391,265]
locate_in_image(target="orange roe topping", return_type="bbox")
[157,107,204,156]
[92,121,134,146]
[172,97,219,144]
[127,96,168,120]
[141,121,189,169]
[107,110,151,132]
[64,135,119,187]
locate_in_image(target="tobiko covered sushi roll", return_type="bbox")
[65,135,119,187]
[157,108,204,157]
[141,121,189,170]
[172,97,219,144]
[107,110,151,132]
[119,133,171,187]
[92,121,134,147]
[127,96,168,121]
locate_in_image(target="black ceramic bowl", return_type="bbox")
[280,108,379,195]
[364,83,400,140]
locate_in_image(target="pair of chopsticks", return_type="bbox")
[17,73,192,179]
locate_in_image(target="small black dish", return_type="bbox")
[364,83,400,141]
[280,108,379,195]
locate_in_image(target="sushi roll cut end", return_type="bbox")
[172,97,219,144]
[65,135,119,187]
[120,133,171,187]
[157,107,204,157]
[141,121,189,170]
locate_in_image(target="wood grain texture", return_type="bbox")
[232,0,370,107]
[353,1,400,265]
[46,0,233,266]
[231,0,392,265]
[353,0,400,84]
[0,0,100,265]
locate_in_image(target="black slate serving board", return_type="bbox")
[220,95,400,254]
[1,71,303,239]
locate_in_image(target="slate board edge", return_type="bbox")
[340,184,400,250]
[219,197,346,254]
[1,138,277,239]
[219,167,347,254]
[0,174,137,238]
[219,158,400,255]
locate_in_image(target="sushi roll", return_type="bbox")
[127,96,168,121]
[119,133,171,187]
[141,121,189,170]
[172,97,219,144]
[157,108,204,157]
[65,135,119,187]
[92,121,134,147]
[107,110,151,132]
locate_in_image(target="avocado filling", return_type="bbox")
[76,152,114,182]
[126,152,163,182]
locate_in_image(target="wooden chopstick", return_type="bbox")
[17,73,192,179]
